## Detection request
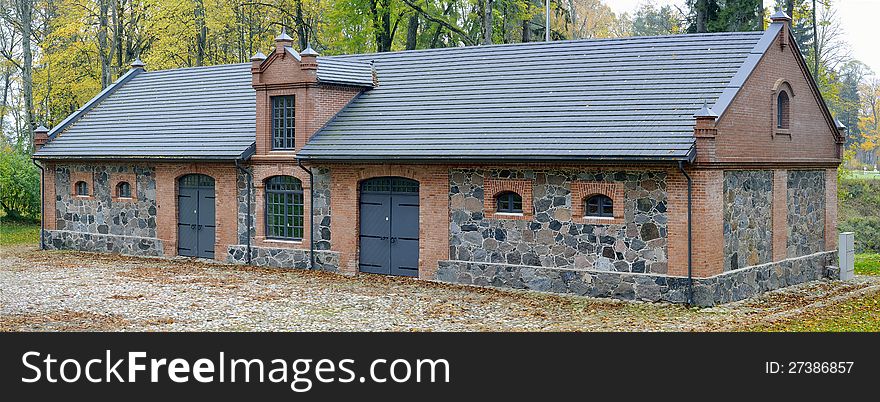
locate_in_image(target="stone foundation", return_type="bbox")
[43,229,164,257]
[436,250,838,307]
[227,245,339,272]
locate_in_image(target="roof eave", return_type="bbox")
[32,155,248,162]
[295,154,694,164]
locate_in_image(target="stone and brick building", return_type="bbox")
[32,14,843,306]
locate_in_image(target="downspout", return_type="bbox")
[234,159,253,264]
[677,160,694,306]
[297,159,316,270]
[32,160,45,250]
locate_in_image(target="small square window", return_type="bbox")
[75,181,89,196]
[116,181,132,198]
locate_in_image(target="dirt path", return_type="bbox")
[1,245,877,331]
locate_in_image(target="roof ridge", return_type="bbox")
[320,31,765,60]
[141,62,250,75]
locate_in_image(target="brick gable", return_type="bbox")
[712,29,841,165]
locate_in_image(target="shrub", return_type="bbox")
[838,177,880,253]
[839,217,880,253]
[0,146,41,221]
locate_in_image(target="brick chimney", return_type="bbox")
[250,51,267,85]
[275,27,294,56]
[770,10,791,49]
[693,101,719,164]
[834,117,847,159]
[33,125,49,152]
[300,44,318,71]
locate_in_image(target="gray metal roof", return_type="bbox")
[315,57,374,87]
[34,63,256,160]
[298,30,767,162]
[282,46,374,87]
[35,29,775,162]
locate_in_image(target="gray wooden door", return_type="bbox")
[359,177,419,277]
[177,174,215,259]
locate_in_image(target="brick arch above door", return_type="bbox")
[327,164,449,279]
[154,163,238,260]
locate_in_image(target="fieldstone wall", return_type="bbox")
[723,170,773,271]
[449,169,668,274]
[227,245,339,272]
[311,168,332,250]
[436,250,837,307]
[43,229,163,256]
[54,165,157,237]
[235,167,256,245]
[49,164,160,252]
[787,170,825,257]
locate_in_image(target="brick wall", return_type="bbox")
[450,167,671,275]
[685,169,724,277]
[664,167,725,278]
[326,164,449,279]
[154,163,238,261]
[251,46,362,158]
[771,169,788,261]
[42,162,56,231]
[713,28,840,165]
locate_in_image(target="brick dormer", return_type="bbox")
[250,29,373,161]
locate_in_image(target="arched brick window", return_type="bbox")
[495,191,523,214]
[74,181,88,196]
[264,175,304,240]
[116,181,132,198]
[585,194,613,218]
[776,91,790,129]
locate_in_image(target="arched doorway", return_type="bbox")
[359,177,419,277]
[177,174,216,258]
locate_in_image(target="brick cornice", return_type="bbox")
[253,82,317,91]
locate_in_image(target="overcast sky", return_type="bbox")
[601,0,880,75]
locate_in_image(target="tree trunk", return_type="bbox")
[785,0,793,18]
[405,14,419,50]
[16,0,35,143]
[370,0,394,52]
[482,0,493,45]
[568,0,577,40]
[695,0,708,33]
[97,0,112,88]
[114,0,124,73]
[295,0,308,49]
[0,69,10,133]
[521,20,531,42]
[194,0,207,66]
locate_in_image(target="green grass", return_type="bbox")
[0,215,40,246]
[855,253,880,276]
[755,292,880,332]
[847,170,880,181]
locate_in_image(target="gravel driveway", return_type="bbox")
[1,245,878,331]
